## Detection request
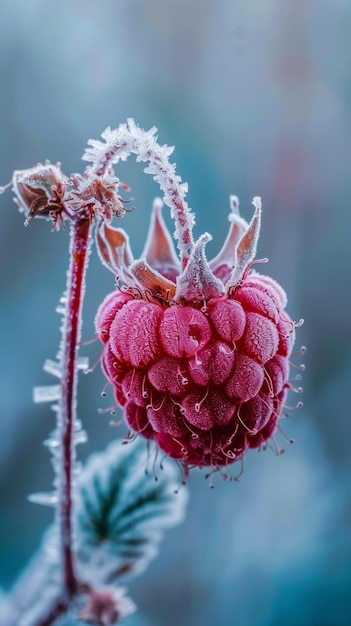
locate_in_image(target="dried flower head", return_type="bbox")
[1,160,130,230]
[10,161,68,228]
[69,173,131,223]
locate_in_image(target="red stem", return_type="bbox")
[59,218,91,598]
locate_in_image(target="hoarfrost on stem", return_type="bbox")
[83,118,195,268]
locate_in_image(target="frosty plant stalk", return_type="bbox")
[58,218,91,598]
[0,119,304,625]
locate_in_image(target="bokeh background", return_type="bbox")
[1,1,351,625]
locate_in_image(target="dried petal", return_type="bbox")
[226,197,262,289]
[209,195,249,281]
[129,258,176,303]
[12,162,67,226]
[141,197,180,275]
[96,222,134,278]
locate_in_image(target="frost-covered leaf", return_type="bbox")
[75,439,188,585]
[4,440,187,625]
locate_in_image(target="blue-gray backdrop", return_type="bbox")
[0,1,350,625]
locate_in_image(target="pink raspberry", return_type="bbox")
[96,196,303,477]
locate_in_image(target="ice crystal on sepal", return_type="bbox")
[175,233,225,303]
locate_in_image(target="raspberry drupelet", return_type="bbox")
[96,194,303,474]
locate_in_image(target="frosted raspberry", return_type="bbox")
[96,185,303,478]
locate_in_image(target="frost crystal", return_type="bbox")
[33,385,61,403]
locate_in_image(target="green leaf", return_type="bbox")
[75,438,188,585]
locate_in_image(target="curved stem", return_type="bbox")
[83,119,195,267]
[59,218,91,598]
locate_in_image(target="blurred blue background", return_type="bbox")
[0,1,351,625]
